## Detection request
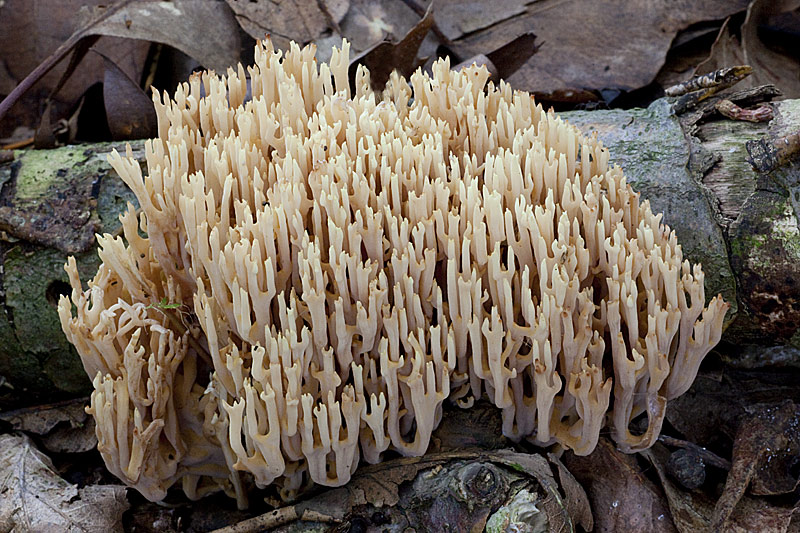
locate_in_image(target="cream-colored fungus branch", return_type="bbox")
[59,39,729,507]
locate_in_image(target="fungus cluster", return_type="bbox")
[59,39,728,505]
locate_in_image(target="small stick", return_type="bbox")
[670,65,754,114]
[658,434,732,470]
[714,99,773,123]
[1,137,34,150]
[208,506,339,533]
[746,129,800,173]
[665,65,752,97]
[0,0,134,122]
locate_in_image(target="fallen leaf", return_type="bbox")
[0,0,149,135]
[0,397,89,435]
[41,418,98,454]
[644,443,800,533]
[101,52,157,140]
[0,433,128,533]
[566,438,677,533]
[349,2,433,91]
[226,0,349,50]
[696,0,800,98]
[0,397,99,454]
[656,23,728,91]
[337,0,423,55]
[433,0,527,41]
[549,453,594,532]
[80,0,241,72]
[443,0,751,99]
[485,32,540,81]
[712,401,800,530]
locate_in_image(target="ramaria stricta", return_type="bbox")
[59,39,729,507]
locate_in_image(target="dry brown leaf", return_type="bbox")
[337,0,423,55]
[712,401,800,530]
[349,3,433,91]
[549,454,594,532]
[81,0,241,72]
[0,0,148,136]
[433,0,527,41]
[101,52,157,140]
[442,0,750,99]
[697,0,800,98]
[0,394,98,454]
[644,443,800,533]
[566,438,677,533]
[656,24,728,90]
[0,398,89,435]
[0,433,128,533]
[485,32,540,81]
[225,0,350,50]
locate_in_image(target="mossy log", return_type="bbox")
[0,98,798,408]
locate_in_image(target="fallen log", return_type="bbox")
[0,96,797,407]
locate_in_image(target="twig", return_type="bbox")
[208,506,339,533]
[0,0,134,122]
[665,65,752,97]
[715,99,773,123]
[670,65,753,114]
[658,434,732,470]
[746,129,800,173]
[1,137,34,150]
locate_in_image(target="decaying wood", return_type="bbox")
[1,97,799,408]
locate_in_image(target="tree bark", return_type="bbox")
[0,98,797,407]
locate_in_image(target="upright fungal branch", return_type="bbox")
[59,39,729,505]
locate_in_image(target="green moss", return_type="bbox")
[2,246,99,395]
[563,100,737,318]
[770,201,800,261]
[14,147,90,200]
[0,143,142,405]
[96,170,139,233]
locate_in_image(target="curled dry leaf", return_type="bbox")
[566,438,677,533]
[711,401,800,533]
[100,52,157,140]
[643,443,800,533]
[0,396,99,454]
[696,0,800,99]
[0,433,128,533]
[0,397,89,435]
[208,450,590,533]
